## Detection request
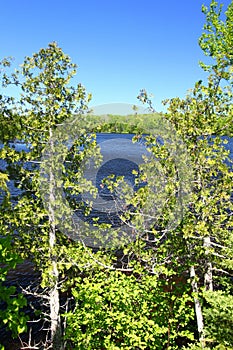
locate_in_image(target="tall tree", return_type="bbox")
[0,42,96,349]
[161,1,233,346]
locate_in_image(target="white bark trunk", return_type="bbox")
[203,236,213,291]
[49,257,62,349]
[48,130,63,349]
[190,266,205,344]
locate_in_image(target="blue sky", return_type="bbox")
[0,0,231,113]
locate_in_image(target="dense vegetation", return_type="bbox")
[0,1,232,349]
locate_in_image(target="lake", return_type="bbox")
[1,133,233,216]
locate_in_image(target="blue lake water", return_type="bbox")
[1,134,233,206]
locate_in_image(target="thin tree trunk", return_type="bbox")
[49,255,63,349]
[190,266,205,345]
[48,130,63,349]
[203,237,213,292]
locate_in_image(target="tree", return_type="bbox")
[160,1,233,347]
[0,42,97,349]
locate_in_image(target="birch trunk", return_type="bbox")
[203,236,213,292]
[48,130,63,349]
[190,265,205,345]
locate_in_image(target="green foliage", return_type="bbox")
[0,167,28,347]
[199,1,233,76]
[199,0,233,135]
[184,343,232,350]
[65,270,194,350]
[203,290,233,347]
[0,236,28,343]
[83,112,162,134]
[0,58,21,143]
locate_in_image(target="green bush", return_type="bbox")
[65,270,194,349]
[203,291,233,348]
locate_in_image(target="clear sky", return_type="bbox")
[0,0,231,113]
